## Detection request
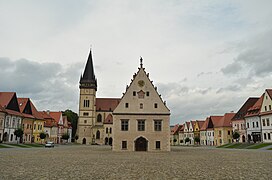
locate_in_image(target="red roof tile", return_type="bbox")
[0,105,6,113]
[200,117,209,131]
[232,97,259,121]
[207,116,224,129]
[49,112,62,124]
[17,98,29,113]
[0,92,15,108]
[245,94,264,117]
[96,98,121,111]
[29,100,44,120]
[197,120,205,129]
[215,113,236,128]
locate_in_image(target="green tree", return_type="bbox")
[185,137,190,145]
[233,131,240,142]
[62,109,79,138]
[194,136,200,145]
[61,133,70,143]
[40,132,46,144]
[14,128,24,144]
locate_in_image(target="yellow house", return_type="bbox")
[30,100,46,143]
[214,113,235,146]
[193,120,205,143]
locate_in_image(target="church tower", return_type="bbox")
[77,49,97,144]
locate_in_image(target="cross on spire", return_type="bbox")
[140,56,143,68]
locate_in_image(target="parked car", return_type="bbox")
[45,142,54,148]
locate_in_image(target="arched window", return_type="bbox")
[106,128,108,134]
[97,114,102,122]
[110,128,112,134]
[96,130,100,139]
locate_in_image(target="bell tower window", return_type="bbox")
[83,100,90,107]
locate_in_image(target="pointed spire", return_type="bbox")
[79,48,97,90]
[140,56,143,68]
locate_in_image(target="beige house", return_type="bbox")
[0,105,6,141]
[77,50,170,151]
[113,59,170,151]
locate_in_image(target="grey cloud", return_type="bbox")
[197,72,213,78]
[0,57,81,112]
[221,61,242,75]
[216,85,241,94]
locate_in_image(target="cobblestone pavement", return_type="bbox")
[0,145,271,180]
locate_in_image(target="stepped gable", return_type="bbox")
[215,113,236,128]
[245,94,264,117]
[232,97,259,121]
[113,57,170,115]
[96,98,121,112]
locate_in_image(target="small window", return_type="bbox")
[122,141,127,149]
[154,103,158,108]
[253,122,255,128]
[263,119,266,127]
[269,105,272,111]
[267,119,270,126]
[268,133,271,140]
[154,120,162,131]
[83,112,89,116]
[264,133,267,140]
[256,122,259,128]
[156,141,160,149]
[146,92,150,96]
[121,120,129,131]
[125,103,129,108]
[84,120,87,124]
[140,103,143,109]
[265,106,267,111]
[96,130,100,139]
[110,128,112,134]
[133,91,136,96]
[138,120,145,131]
[83,100,90,107]
[106,128,108,134]
[228,131,230,135]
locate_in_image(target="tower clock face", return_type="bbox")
[138,80,145,87]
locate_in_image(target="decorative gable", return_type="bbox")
[113,60,170,115]
[260,89,272,113]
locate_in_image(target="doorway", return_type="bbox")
[82,138,86,144]
[135,137,148,151]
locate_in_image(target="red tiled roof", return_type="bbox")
[17,98,29,113]
[5,109,23,117]
[200,117,209,131]
[0,92,15,107]
[232,97,259,121]
[49,112,62,124]
[215,113,236,128]
[197,120,205,129]
[96,98,121,111]
[171,124,180,135]
[245,94,264,117]
[104,114,113,124]
[0,105,6,113]
[179,124,184,132]
[39,111,54,119]
[207,116,223,129]
[44,119,58,127]
[29,100,44,120]
[266,89,272,99]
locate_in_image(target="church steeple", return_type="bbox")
[79,49,97,90]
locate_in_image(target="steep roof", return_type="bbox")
[171,124,181,135]
[245,94,264,117]
[215,113,236,128]
[0,104,6,113]
[104,114,113,124]
[49,112,62,124]
[200,117,209,131]
[266,89,272,99]
[0,92,15,107]
[197,120,205,129]
[17,98,28,113]
[79,49,97,90]
[29,100,44,120]
[207,116,223,129]
[96,98,121,111]
[232,97,259,121]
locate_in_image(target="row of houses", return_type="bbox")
[171,89,272,146]
[0,92,72,144]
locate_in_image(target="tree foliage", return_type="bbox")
[194,136,200,144]
[14,128,24,138]
[40,132,46,140]
[233,131,240,140]
[185,137,190,144]
[62,109,78,138]
[61,133,70,140]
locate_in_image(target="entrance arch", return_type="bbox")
[242,135,245,143]
[82,138,86,144]
[109,137,113,146]
[135,137,148,151]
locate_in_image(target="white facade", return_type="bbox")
[260,115,272,143]
[245,116,262,143]
[188,122,194,145]
[3,115,22,143]
[206,129,214,146]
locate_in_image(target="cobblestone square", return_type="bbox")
[0,145,271,179]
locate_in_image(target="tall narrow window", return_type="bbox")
[138,120,145,131]
[253,122,255,128]
[146,92,150,96]
[268,133,271,140]
[106,128,108,134]
[110,128,112,134]
[97,114,102,122]
[140,103,143,109]
[125,103,129,108]
[154,120,162,131]
[121,120,129,131]
[122,141,127,149]
[256,122,259,128]
[83,100,90,107]
[266,119,270,126]
[96,130,100,139]
[263,119,266,126]
[156,141,160,149]
[265,106,267,111]
[154,103,158,108]
[133,91,136,96]
[264,133,267,140]
[269,105,272,111]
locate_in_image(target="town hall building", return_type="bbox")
[77,49,170,151]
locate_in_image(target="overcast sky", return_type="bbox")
[1,0,272,125]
